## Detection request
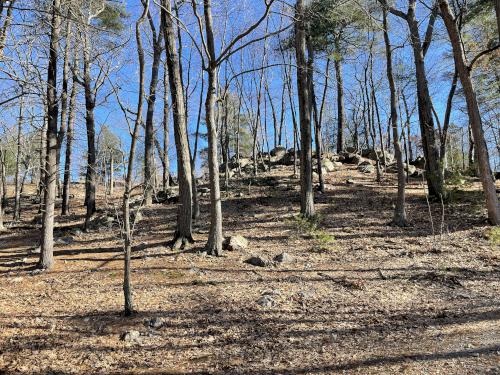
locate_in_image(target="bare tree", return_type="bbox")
[295,0,315,218]
[382,7,408,227]
[439,0,500,224]
[39,0,61,270]
[161,0,194,249]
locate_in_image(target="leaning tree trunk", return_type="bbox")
[295,0,315,218]
[439,0,500,224]
[203,0,224,255]
[383,8,408,227]
[39,0,61,270]
[407,4,443,198]
[162,0,193,249]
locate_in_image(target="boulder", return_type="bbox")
[358,162,374,174]
[410,156,426,169]
[270,146,287,161]
[120,330,142,342]
[223,235,249,251]
[323,159,335,172]
[366,149,394,165]
[342,153,362,165]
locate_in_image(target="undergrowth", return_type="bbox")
[289,214,336,252]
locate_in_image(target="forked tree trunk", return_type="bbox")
[439,0,500,224]
[295,0,315,218]
[162,0,193,249]
[383,8,408,227]
[39,0,61,270]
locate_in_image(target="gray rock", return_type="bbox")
[120,330,142,342]
[244,256,270,267]
[257,295,276,308]
[55,236,74,245]
[30,246,41,254]
[358,161,374,174]
[346,179,355,185]
[146,317,165,329]
[270,146,287,161]
[274,252,293,264]
[323,159,335,172]
[223,235,249,251]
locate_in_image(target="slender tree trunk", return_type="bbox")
[39,0,61,270]
[0,0,15,60]
[203,0,224,255]
[334,52,345,154]
[144,9,164,205]
[56,16,72,198]
[162,0,193,248]
[439,0,500,224]
[13,97,23,221]
[383,8,408,226]
[0,148,5,231]
[62,53,77,216]
[162,62,170,194]
[295,0,315,218]
[82,30,97,231]
[38,116,47,213]
[440,70,458,164]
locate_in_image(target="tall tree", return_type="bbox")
[382,7,408,227]
[161,0,194,249]
[295,0,315,218]
[439,0,500,224]
[39,0,61,270]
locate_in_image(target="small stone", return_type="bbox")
[223,235,249,252]
[55,236,74,245]
[273,252,293,264]
[120,330,142,342]
[30,246,41,254]
[257,295,276,308]
[244,256,270,267]
[346,179,355,185]
[146,317,165,329]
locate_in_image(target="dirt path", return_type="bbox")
[0,165,499,374]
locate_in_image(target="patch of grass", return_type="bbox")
[288,214,336,252]
[485,227,500,245]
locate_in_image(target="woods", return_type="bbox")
[0,0,499,373]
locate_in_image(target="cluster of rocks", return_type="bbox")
[220,146,425,179]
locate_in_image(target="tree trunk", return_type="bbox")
[62,52,78,216]
[407,2,443,197]
[0,148,5,231]
[203,0,224,255]
[13,96,23,221]
[334,53,345,154]
[439,0,500,224]
[162,62,170,194]
[383,8,408,227]
[82,30,97,231]
[39,0,61,270]
[144,11,163,205]
[295,0,315,218]
[162,0,193,248]
[56,16,72,199]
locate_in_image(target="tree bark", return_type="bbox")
[203,0,224,255]
[62,51,78,216]
[407,1,443,197]
[334,50,345,154]
[162,0,194,248]
[39,0,61,270]
[144,6,164,205]
[383,8,408,227]
[13,96,23,221]
[295,0,315,218]
[439,0,500,224]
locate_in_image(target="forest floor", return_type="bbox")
[0,163,499,375]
